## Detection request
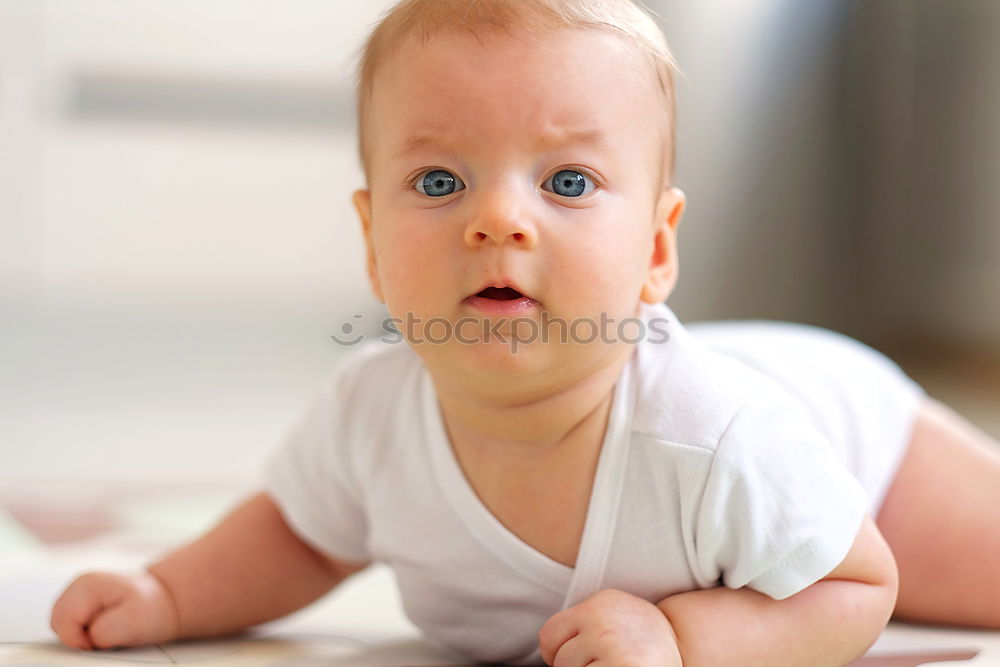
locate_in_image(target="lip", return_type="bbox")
[464,294,540,315]
[463,279,540,315]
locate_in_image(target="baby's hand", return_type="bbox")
[50,571,179,651]
[538,589,682,667]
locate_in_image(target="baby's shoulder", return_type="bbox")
[319,340,423,421]
[630,323,809,455]
[328,339,420,388]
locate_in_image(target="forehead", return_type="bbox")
[369,27,661,163]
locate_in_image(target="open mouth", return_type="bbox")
[476,286,524,301]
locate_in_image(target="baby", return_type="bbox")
[50,1,1000,665]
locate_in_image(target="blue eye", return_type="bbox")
[416,169,465,197]
[543,169,595,197]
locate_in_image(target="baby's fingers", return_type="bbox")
[50,574,113,650]
[51,572,173,650]
[548,633,594,667]
[86,598,147,649]
[538,607,582,666]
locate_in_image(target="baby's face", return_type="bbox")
[354,26,683,379]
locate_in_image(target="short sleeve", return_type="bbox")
[692,397,869,600]
[260,353,372,565]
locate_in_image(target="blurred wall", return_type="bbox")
[659,0,851,327]
[844,0,1000,350]
[1,0,382,313]
[1,0,393,488]
[660,0,1000,353]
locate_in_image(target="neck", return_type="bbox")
[431,342,635,462]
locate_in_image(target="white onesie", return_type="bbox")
[262,301,924,665]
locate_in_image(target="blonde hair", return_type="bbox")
[355,0,679,188]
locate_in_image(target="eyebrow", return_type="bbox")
[395,128,614,159]
[535,128,614,155]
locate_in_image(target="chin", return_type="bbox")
[419,337,548,378]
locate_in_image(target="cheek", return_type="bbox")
[554,226,649,310]
[376,223,450,311]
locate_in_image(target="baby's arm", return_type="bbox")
[656,514,897,666]
[51,491,369,650]
[539,516,895,666]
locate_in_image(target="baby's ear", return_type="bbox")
[640,187,686,304]
[351,189,385,303]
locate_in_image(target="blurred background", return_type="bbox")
[1,0,998,552]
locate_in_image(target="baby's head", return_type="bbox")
[351,0,686,387]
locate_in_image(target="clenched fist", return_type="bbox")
[538,589,683,667]
[50,571,179,650]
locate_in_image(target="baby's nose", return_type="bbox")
[463,192,538,249]
[465,226,534,246]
